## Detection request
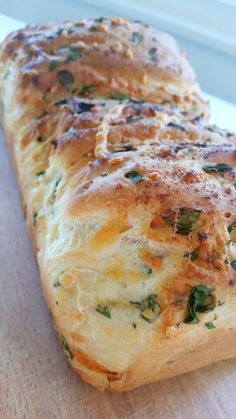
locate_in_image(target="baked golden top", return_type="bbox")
[0,17,208,118]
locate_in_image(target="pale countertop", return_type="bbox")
[0,13,235,133]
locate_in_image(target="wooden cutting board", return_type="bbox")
[0,16,236,419]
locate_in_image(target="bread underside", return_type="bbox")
[0,17,236,391]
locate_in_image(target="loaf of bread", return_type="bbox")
[0,17,235,391]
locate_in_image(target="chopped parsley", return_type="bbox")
[37,110,48,119]
[46,28,63,40]
[49,60,60,71]
[205,321,216,329]
[185,247,199,262]
[51,177,62,202]
[113,145,137,153]
[53,279,61,287]
[66,46,82,62]
[202,163,233,173]
[140,264,152,275]
[125,171,143,184]
[33,212,38,226]
[126,115,142,124]
[162,213,174,227]
[176,208,201,236]
[149,47,158,62]
[54,98,67,107]
[230,260,236,270]
[36,170,45,176]
[162,208,201,235]
[78,84,94,96]
[36,136,46,143]
[96,305,111,319]
[132,322,137,329]
[94,17,105,23]
[167,122,185,131]
[3,69,9,80]
[184,285,216,324]
[228,221,236,234]
[57,70,74,87]
[130,294,160,323]
[60,335,73,360]
[131,32,143,45]
[109,92,130,101]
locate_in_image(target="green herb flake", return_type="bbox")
[36,136,46,143]
[60,335,73,360]
[185,247,199,262]
[202,163,233,173]
[149,47,158,62]
[96,305,111,319]
[54,98,67,107]
[140,264,152,275]
[184,285,216,324]
[33,212,38,226]
[78,84,94,96]
[131,32,143,45]
[37,110,48,119]
[205,321,216,329]
[130,294,160,323]
[167,122,185,131]
[230,260,236,270]
[55,177,62,189]
[49,60,60,71]
[46,28,63,40]
[57,70,74,87]
[66,46,82,62]
[3,69,9,80]
[163,215,174,227]
[109,92,130,101]
[130,294,158,312]
[36,170,45,176]
[140,313,152,323]
[51,177,62,203]
[228,221,236,234]
[176,208,201,236]
[53,279,61,287]
[125,171,143,184]
[132,322,137,329]
[94,17,105,23]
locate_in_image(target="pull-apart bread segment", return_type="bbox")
[0,18,236,392]
[0,17,208,122]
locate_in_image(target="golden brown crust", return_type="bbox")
[0,18,236,392]
[0,17,208,119]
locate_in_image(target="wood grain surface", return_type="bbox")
[0,126,236,419]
